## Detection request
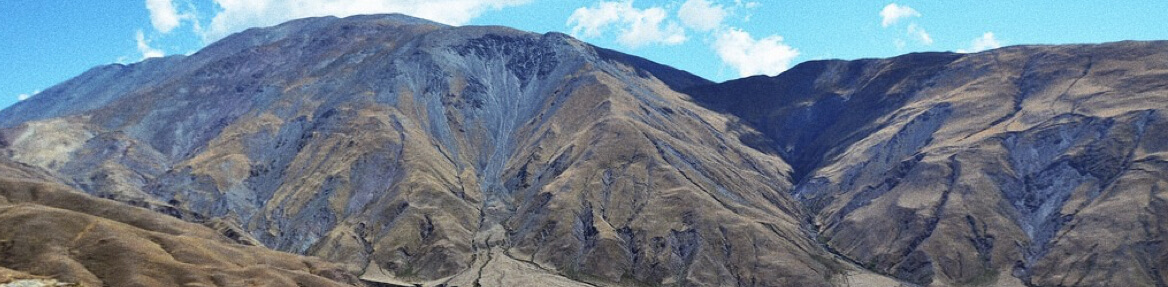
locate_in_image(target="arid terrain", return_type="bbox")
[1,14,1165,287]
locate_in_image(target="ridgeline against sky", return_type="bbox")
[3,1,1168,109]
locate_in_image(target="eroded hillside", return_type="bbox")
[2,13,1166,287]
[688,40,1168,286]
[1,14,876,287]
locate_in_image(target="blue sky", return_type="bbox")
[3,1,1167,110]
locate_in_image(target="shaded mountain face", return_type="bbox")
[0,14,859,286]
[687,41,1168,286]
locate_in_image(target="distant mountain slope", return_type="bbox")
[0,14,876,287]
[687,40,1168,286]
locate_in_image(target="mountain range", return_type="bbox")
[2,14,1166,287]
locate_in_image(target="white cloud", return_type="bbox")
[146,0,185,33]
[733,0,760,22]
[567,1,625,38]
[957,32,1003,53]
[568,1,686,48]
[881,4,929,48]
[880,3,919,27]
[617,7,686,47]
[714,28,799,77]
[907,23,932,45]
[566,0,798,76]
[16,90,38,101]
[679,0,727,32]
[735,0,760,9]
[202,0,531,42]
[136,30,165,59]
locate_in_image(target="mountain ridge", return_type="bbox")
[687,39,1168,285]
[2,14,1167,287]
[3,13,846,286]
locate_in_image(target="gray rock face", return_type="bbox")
[688,40,1168,286]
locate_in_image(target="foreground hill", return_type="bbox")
[0,158,363,286]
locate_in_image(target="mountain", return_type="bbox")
[2,13,1167,287]
[0,14,871,286]
[687,40,1168,286]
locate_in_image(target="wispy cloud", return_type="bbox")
[894,39,907,50]
[714,28,799,77]
[734,0,759,9]
[136,30,165,59]
[568,1,686,48]
[880,3,919,27]
[907,23,932,45]
[679,0,727,32]
[957,32,1003,53]
[880,3,931,48]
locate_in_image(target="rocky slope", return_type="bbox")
[688,40,1168,286]
[0,14,877,286]
[2,13,1166,287]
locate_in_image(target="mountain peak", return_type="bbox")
[3,14,1167,287]
[4,13,791,286]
